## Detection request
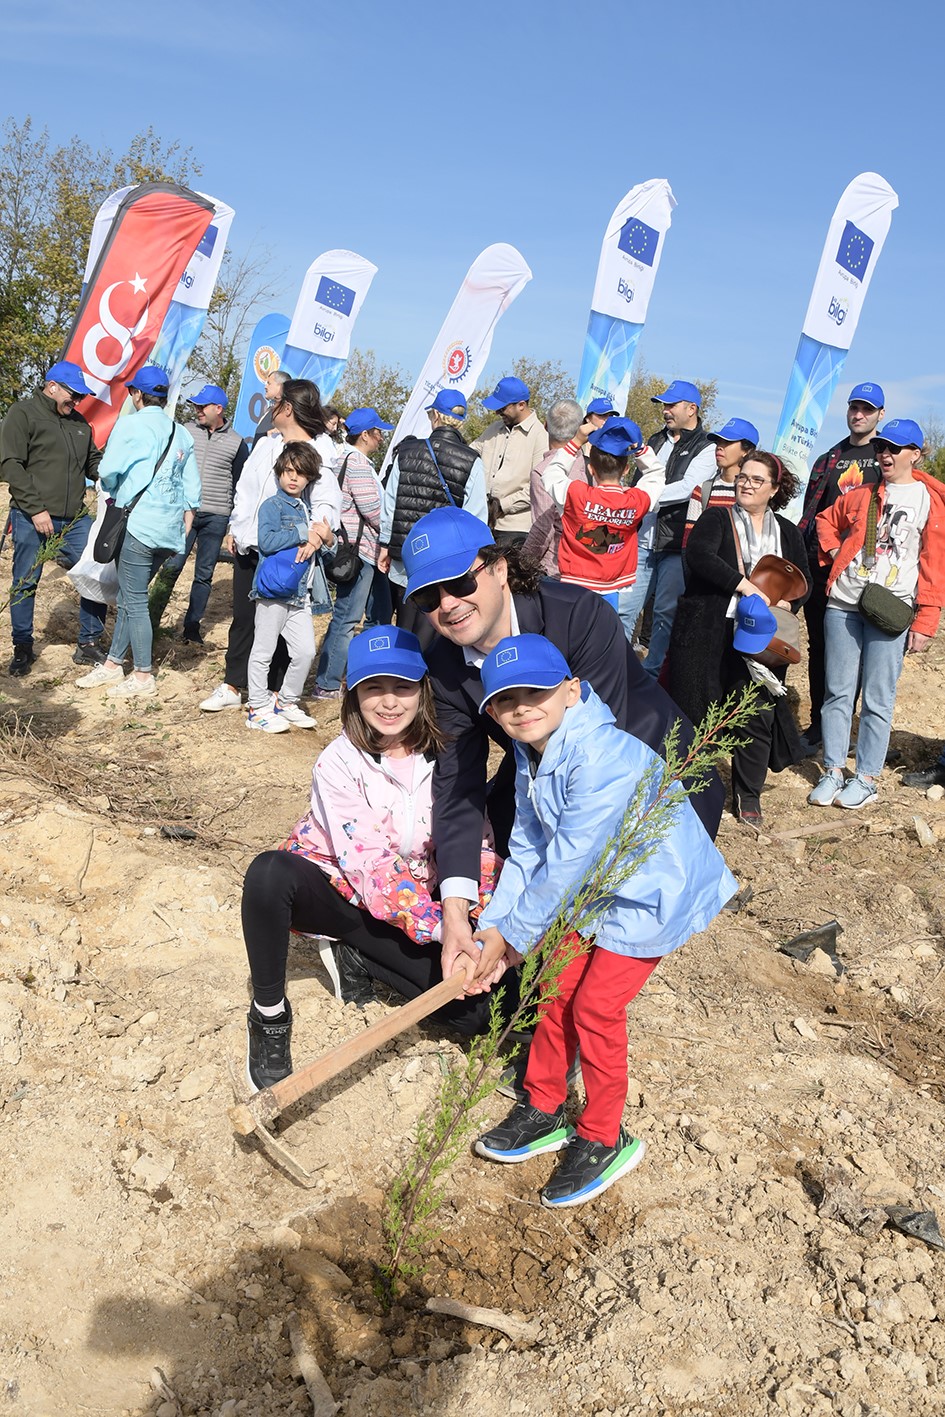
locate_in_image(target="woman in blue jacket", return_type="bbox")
[76,366,201,699]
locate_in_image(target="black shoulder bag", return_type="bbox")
[94,427,176,564]
[857,485,916,636]
[324,454,366,585]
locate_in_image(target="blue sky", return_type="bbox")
[4,0,942,447]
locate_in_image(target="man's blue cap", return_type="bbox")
[733,594,777,655]
[346,625,427,690]
[189,383,228,409]
[425,389,468,419]
[709,417,760,447]
[346,407,395,436]
[126,365,170,395]
[586,397,618,416]
[46,360,92,397]
[875,418,924,450]
[482,376,530,411]
[849,382,885,408]
[587,417,643,457]
[403,506,494,602]
[480,634,573,714]
[652,379,701,407]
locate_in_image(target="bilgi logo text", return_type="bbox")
[617,278,635,305]
[312,323,335,344]
[827,295,848,327]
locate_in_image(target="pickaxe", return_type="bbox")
[229,972,467,1185]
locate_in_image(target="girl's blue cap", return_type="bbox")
[480,634,572,713]
[346,626,427,689]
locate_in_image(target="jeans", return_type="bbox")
[109,532,167,672]
[642,551,686,678]
[161,510,229,631]
[617,545,657,645]
[316,560,392,691]
[822,607,907,779]
[9,507,107,646]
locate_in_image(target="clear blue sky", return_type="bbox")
[4,0,942,447]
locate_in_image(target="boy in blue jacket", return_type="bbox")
[473,634,736,1207]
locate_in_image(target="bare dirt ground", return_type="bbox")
[1,530,944,1417]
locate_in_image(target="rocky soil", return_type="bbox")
[0,538,943,1417]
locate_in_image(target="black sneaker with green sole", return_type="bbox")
[475,1101,574,1163]
[541,1127,645,1208]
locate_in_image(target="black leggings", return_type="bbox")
[241,850,516,1036]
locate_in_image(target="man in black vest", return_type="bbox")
[618,380,714,676]
[400,505,725,991]
[379,390,488,639]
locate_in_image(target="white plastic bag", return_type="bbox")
[67,495,119,607]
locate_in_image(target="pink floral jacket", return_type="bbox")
[281,731,499,945]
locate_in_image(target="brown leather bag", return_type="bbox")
[749,553,808,606]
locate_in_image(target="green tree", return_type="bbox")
[921,414,945,485]
[332,347,413,424]
[624,359,718,440]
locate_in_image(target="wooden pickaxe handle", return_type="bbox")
[232,970,469,1133]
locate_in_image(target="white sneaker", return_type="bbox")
[107,674,157,699]
[247,707,290,734]
[275,698,316,728]
[76,662,125,689]
[199,683,242,712]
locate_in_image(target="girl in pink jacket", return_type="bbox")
[241,625,500,1092]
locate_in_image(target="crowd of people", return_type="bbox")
[1,356,943,1205]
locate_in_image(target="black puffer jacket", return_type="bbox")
[388,426,478,558]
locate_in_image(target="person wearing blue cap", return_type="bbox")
[239,627,505,1090]
[379,388,486,637]
[618,379,716,679]
[539,417,665,611]
[682,417,760,548]
[472,376,549,546]
[1,360,107,675]
[470,633,736,1206]
[797,382,886,756]
[585,397,619,428]
[811,419,945,810]
[314,409,395,696]
[398,503,725,992]
[151,384,248,645]
[75,367,201,699]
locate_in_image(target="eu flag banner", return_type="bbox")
[381,243,532,476]
[63,181,215,445]
[773,172,898,513]
[281,250,377,400]
[576,179,676,411]
[232,311,291,440]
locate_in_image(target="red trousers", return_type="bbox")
[524,943,660,1146]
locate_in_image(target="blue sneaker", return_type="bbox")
[807,769,844,807]
[835,773,878,810]
[475,1101,574,1163]
[541,1128,646,1208]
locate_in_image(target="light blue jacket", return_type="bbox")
[98,407,200,553]
[479,684,737,958]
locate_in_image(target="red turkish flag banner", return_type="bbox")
[61,182,214,445]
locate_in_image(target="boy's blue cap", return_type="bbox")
[875,418,923,450]
[346,625,427,690]
[425,390,468,419]
[189,383,228,408]
[652,379,701,407]
[126,365,170,395]
[709,417,759,447]
[480,634,573,713]
[45,360,92,396]
[586,397,618,416]
[482,375,530,411]
[403,506,494,601]
[346,406,394,435]
[733,594,777,655]
[849,382,885,408]
[587,417,643,457]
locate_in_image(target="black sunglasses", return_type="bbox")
[411,562,487,613]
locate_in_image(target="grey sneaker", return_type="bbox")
[836,773,878,810]
[807,769,844,807]
[76,661,125,689]
[199,683,242,712]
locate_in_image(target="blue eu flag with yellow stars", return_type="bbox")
[617,217,659,267]
[836,221,874,280]
[315,276,356,316]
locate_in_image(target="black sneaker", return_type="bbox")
[73,640,108,666]
[902,763,945,790]
[8,643,35,677]
[246,1000,293,1093]
[334,943,375,1007]
[182,626,204,645]
[540,1127,645,1208]
[475,1101,574,1163]
[497,1043,582,1102]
